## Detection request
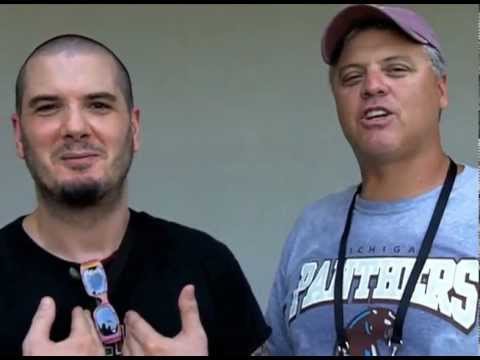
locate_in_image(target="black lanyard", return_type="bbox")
[334,158,457,356]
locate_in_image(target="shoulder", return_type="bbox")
[304,186,357,217]
[129,208,235,260]
[128,209,252,301]
[449,163,477,206]
[276,186,357,269]
[0,217,29,275]
[457,164,477,188]
[290,185,357,237]
[0,216,24,236]
[0,216,26,248]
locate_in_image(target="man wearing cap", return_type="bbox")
[264,4,478,356]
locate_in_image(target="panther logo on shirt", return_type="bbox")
[341,307,396,356]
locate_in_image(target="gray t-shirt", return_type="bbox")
[265,165,479,356]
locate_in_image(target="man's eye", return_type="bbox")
[91,102,109,109]
[387,66,409,76]
[90,102,111,112]
[342,74,362,85]
[35,104,58,114]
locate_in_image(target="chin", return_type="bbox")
[361,135,400,154]
[59,173,107,193]
[60,172,102,185]
[59,180,106,208]
[61,178,102,189]
[356,142,402,162]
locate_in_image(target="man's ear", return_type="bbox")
[130,107,141,153]
[12,113,26,159]
[437,74,448,110]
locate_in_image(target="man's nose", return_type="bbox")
[361,70,388,99]
[60,106,91,140]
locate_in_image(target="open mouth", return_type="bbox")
[360,107,394,128]
[363,107,392,120]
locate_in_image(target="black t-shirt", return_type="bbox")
[0,209,271,355]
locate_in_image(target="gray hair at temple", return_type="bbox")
[327,21,447,85]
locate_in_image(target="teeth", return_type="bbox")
[365,109,388,119]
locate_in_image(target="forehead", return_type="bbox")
[23,51,121,98]
[337,28,426,66]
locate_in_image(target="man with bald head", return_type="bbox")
[0,34,270,356]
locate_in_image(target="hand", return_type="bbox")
[122,284,208,356]
[22,296,105,356]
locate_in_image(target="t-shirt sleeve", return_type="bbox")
[202,240,271,356]
[264,262,294,355]
[264,221,301,356]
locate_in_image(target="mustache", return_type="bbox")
[52,141,106,159]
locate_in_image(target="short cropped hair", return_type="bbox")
[15,34,134,115]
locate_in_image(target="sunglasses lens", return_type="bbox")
[82,266,107,296]
[94,304,121,340]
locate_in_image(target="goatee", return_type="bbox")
[58,181,106,208]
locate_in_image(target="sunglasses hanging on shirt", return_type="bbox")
[80,260,123,349]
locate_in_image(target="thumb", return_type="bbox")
[25,297,56,342]
[178,285,204,336]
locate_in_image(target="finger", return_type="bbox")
[178,285,204,336]
[83,309,96,334]
[122,341,130,356]
[122,328,144,356]
[70,306,91,337]
[25,297,56,342]
[124,310,167,346]
[83,309,102,346]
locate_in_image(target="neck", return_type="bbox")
[358,152,461,201]
[23,189,130,264]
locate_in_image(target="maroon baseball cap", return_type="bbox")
[321,4,443,65]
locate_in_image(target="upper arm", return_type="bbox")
[202,239,271,355]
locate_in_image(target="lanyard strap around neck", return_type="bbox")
[334,158,458,355]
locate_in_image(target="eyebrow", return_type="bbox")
[86,92,118,102]
[381,55,414,63]
[27,92,118,109]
